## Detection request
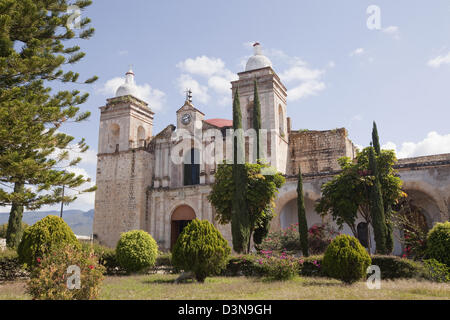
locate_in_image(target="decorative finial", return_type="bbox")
[126,64,134,75]
[253,42,262,55]
[185,88,192,103]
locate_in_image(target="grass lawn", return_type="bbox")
[1,274,449,300]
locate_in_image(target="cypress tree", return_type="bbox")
[252,79,262,162]
[369,146,388,254]
[372,121,394,254]
[231,88,250,253]
[297,166,309,257]
[372,121,381,155]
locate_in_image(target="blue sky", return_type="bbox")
[3,0,450,213]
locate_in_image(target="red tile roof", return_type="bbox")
[204,118,233,128]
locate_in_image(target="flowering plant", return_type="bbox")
[26,244,105,300]
[259,223,339,255]
[257,250,299,280]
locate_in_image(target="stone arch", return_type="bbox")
[273,185,322,232]
[402,180,445,225]
[109,123,120,152]
[170,204,196,249]
[137,125,146,147]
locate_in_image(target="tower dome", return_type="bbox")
[115,68,139,98]
[245,42,272,72]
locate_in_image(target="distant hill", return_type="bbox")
[0,209,94,236]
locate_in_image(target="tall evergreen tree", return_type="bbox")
[231,88,250,253]
[0,0,97,248]
[372,121,381,155]
[252,79,262,162]
[297,166,309,257]
[372,121,394,254]
[369,146,388,254]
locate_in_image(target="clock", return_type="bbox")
[181,113,191,125]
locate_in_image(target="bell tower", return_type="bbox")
[231,43,288,173]
[94,68,155,247]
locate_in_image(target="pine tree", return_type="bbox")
[369,146,388,254]
[231,88,250,253]
[0,0,97,248]
[297,166,309,257]
[252,79,262,162]
[372,121,394,254]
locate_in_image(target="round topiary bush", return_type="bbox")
[115,230,158,273]
[323,234,371,284]
[426,221,450,266]
[172,219,231,282]
[17,215,79,268]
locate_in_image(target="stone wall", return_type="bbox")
[287,128,356,175]
[93,149,153,247]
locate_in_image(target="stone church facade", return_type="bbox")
[93,43,450,254]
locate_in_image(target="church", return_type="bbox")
[93,43,450,255]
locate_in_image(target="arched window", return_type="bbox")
[183,148,200,186]
[137,126,146,147]
[109,123,120,152]
[278,105,285,136]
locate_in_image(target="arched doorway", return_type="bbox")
[171,205,196,250]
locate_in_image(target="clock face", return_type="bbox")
[181,113,191,125]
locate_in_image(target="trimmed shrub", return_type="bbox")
[17,215,79,269]
[115,230,158,273]
[26,244,105,300]
[426,221,450,266]
[323,235,371,284]
[371,255,425,279]
[423,259,450,283]
[172,219,231,282]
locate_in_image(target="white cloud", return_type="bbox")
[272,51,326,101]
[176,56,227,78]
[382,26,400,39]
[350,48,365,57]
[427,52,450,68]
[176,74,210,104]
[280,64,324,82]
[176,56,237,106]
[208,76,231,95]
[382,131,450,159]
[97,77,166,110]
[288,80,326,101]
